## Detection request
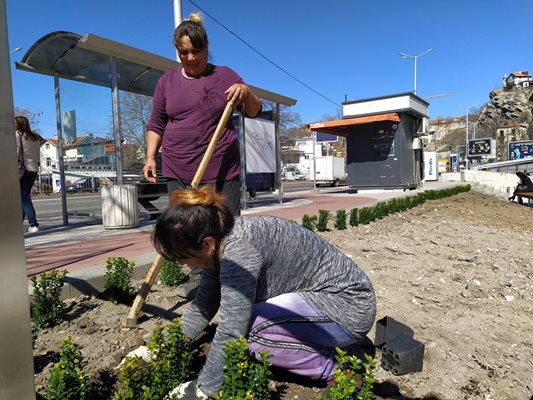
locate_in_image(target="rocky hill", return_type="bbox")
[435,84,533,160]
[478,85,533,131]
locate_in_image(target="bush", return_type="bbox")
[358,207,374,225]
[302,214,317,231]
[373,202,388,219]
[160,259,185,287]
[334,209,347,230]
[349,208,359,227]
[216,338,272,400]
[318,348,376,400]
[317,209,331,232]
[114,318,192,399]
[46,337,88,400]
[104,257,135,304]
[31,269,67,329]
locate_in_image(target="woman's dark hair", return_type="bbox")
[152,186,234,262]
[173,12,208,50]
[15,116,40,141]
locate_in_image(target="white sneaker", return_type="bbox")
[28,226,39,233]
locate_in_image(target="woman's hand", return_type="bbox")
[143,158,158,183]
[225,83,261,117]
[225,83,251,106]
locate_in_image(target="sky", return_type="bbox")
[6,0,533,138]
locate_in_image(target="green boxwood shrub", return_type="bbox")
[46,336,88,400]
[104,257,135,304]
[114,318,192,399]
[317,209,331,232]
[302,214,317,231]
[160,259,185,287]
[349,208,359,227]
[318,348,376,400]
[216,338,272,400]
[31,269,67,329]
[334,209,347,230]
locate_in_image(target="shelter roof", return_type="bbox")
[307,113,401,136]
[16,31,297,106]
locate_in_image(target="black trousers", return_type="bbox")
[166,177,241,216]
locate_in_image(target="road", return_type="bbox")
[32,181,317,218]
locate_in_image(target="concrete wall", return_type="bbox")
[440,170,519,197]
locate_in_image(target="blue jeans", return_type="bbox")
[20,171,38,227]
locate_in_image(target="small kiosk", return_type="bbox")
[309,93,429,190]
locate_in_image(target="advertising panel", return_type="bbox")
[244,118,276,173]
[509,140,533,160]
[468,138,496,158]
[316,132,339,142]
[424,152,438,181]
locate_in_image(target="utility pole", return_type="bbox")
[173,0,182,61]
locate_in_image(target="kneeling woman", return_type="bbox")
[154,187,376,399]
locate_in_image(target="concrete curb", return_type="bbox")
[28,252,158,301]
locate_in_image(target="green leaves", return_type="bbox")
[46,337,88,400]
[114,318,192,400]
[104,257,135,304]
[216,338,272,400]
[318,349,376,400]
[31,269,67,329]
[160,259,186,287]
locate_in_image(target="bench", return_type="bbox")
[515,192,533,207]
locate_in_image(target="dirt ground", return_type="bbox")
[33,190,533,399]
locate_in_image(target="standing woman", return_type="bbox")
[15,116,41,233]
[143,12,262,213]
[154,187,377,399]
[143,12,262,298]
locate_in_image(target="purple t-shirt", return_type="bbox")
[146,66,243,183]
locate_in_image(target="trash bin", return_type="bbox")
[101,185,139,229]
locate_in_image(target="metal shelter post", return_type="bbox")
[110,56,123,184]
[274,103,283,204]
[313,131,317,190]
[0,0,36,396]
[54,74,68,225]
[239,112,247,210]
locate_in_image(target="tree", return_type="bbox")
[14,107,42,133]
[260,100,302,134]
[117,91,152,159]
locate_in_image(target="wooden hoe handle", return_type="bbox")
[126,101,235,327]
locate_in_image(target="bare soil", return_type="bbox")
[33,190,533,399]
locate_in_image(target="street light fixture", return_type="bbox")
[9,47,22,54]
[399,48,433,95]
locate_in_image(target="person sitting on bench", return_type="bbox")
[509,171,533,204]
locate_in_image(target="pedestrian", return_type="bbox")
[15,115,41,233]
[143,12,262,298]
[509,171,533,204]
[153,187,377,399]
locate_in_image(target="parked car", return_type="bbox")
[66,177,101,193]
[293,171,306,180]
[282,171,297,181]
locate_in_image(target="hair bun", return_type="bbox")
[170,186,224,208]
[188,12,202,23]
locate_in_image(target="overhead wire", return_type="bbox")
[186,0,341,107]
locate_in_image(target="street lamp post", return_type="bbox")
[399,48,433,95]
[9,47,22,54]
[465,104,476,170]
